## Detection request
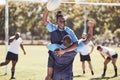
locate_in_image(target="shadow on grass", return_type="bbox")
[74,74,85,78]
[0,73,7,76]
[90,75,120,80]
[0,74,13,80]
[90,77,111,80]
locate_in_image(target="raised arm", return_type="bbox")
[85,27,93,44]
[9,36,15,43]
[43,9,49,26]
[85,21,94,44]
[87,26,93,40]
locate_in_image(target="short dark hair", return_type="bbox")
[62,35,72,47]
[97,46,101,50]
[56,11,64,20]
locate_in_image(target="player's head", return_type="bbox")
[82,32,87,40]
[56,11,65,29]
[62,35,72,47]
[97,46,102,52]
[15,32,20,39]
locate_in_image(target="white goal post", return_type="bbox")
[8,0,120,6]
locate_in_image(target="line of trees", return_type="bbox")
[0,0,120,43]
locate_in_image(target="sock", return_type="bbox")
[103,66,107,75]
[11,70,15,78]
[114,66,117,76]
[83,70,85,74]
[91,70,94,75]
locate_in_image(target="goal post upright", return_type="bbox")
[5,0,9,75]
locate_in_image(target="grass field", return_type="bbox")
[0,45,120,80]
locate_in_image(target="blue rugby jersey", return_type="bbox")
[46,21,78,79]
[46,21,78,44]
[47,39,85,53]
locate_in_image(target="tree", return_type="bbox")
[0,0,120,41]
[0,6,5,40]
[114,29,120,42]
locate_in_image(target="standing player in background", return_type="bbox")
[43,9,78,80]
[97,45,118,77]
[0,32,26,79]
[79,33,94,75]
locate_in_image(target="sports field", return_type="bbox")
[0,45,120,80]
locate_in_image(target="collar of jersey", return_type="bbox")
[58,26,67,31]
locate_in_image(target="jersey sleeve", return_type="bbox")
[46,21,58,32]
[9,36,15,39]
[65,27,78,43]
[102,47,108,53]
[47,43,61,51]
[19,37,22,44]
[74,41,85,53]
[88,41,94,46]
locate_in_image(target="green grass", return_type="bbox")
[0,45,120,80]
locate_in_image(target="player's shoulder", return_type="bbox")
[48,21,57,27]
[89,41,94,44]
[18,37,22,41]
[64,26,74,34]
[65,26,72,30]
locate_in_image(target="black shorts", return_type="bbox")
[48,50,55,68]
[6,51,18,61]
[80,54,91,61]
[107,54,118,60]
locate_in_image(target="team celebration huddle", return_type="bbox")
[0,0,119,80]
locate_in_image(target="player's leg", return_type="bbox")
[0,52,11,66]
[112,58,117,77]
[11,60,17,79]
[45,51,54,80]
[87,61,94,75]
[80,54,86,74]
[45,67,53,80]
[82,61,85,74]
[111,54,118,77]
[87,54,94,75]
[0,60,10,66]
[102,58,110,77]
